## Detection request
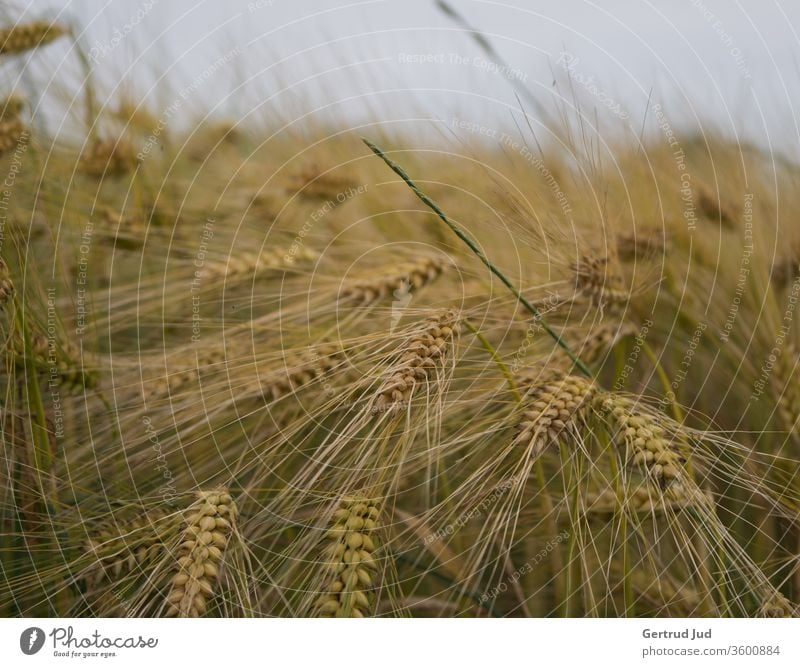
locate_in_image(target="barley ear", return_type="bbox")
[595,394,686,488]
[514,374,596,457]
[315,496,381,618]
[165,489,237,618]
[0,21,68,55]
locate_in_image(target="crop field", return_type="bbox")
[1,7,799,620]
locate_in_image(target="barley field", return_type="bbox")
[1,5,799,620]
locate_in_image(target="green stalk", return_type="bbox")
[462,318,520,402]
[362,138,593,379]
[13,299,58,511]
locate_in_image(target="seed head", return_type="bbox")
[0,21,67,55]
[341,255,447,305]
[514,374,596,457]
[315,496,381,618]
[373,309,460,413]
[166,489,237,618]
[595,394,685,485]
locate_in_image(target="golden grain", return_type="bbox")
[85,509,170,586]
[374,309,460,413]
[0,21,67,55]
[166,489,237,618]
[596,394,685,486]
[315,496,380,618]
[572,255,628,307]
[342,255,447,305]
[514,374,596,456]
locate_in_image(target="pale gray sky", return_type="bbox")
[8,0,800,153]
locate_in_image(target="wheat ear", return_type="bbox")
[85,509,171,586]
[584,484,709,515]
[616,229,666,261]
[595,394,685,487]
[341,255,447,305]
[572,255,628,307]
[205,246,318,279]
[575,323,636,365]
[697,186,737,228]
[315,496,381,618]
[0,21,67,55]
[0,117,25,154]
[759,591,796,617]
[258,344,342,401]
[771,247,800,289]
[166,489,237,617]
[80,138,138,177]
[374,309,460,413]
[362,137,593,378]
[289,165,359,201]
[513,374,596,457]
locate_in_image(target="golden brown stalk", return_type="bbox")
[85,509,171,586]
[572,255,628,308]
[373,309,460,413]
[0,21,67,55]
[595,394,685,486]
[341,255,447,305]
[80,138,138,177]
[166,489,237,618]
[315,496,381,618]
[513,374,596,457]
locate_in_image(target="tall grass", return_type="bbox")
[0,11,798,619]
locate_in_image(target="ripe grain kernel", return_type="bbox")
[166,489,237,618]
[341,255,448,305]
[315,496,381,618]
[373,309,460,414]
[514,374,596,456]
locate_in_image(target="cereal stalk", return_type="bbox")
[362,138,593,378]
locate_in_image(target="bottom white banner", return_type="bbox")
[0,618,797,666]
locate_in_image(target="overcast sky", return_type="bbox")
[11,0,800,154]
